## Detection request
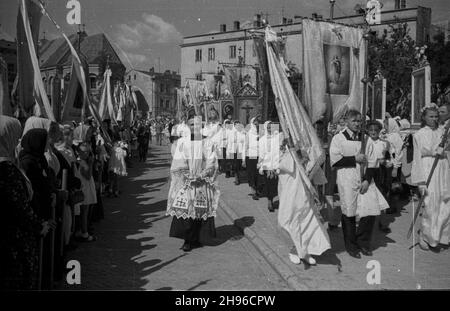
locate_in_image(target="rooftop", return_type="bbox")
[39,32,123,68]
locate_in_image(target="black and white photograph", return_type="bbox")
[1,0,450,302]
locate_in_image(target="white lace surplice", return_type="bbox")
[166,137,220,220]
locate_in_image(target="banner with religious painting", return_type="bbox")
[206,100,221,122]
[411,65,431,126]
[302,19,366,123]
[372,79,386,120]
[222,102,234,121]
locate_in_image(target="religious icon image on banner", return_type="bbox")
[411,66,431,125]
[373,79,386,120]
[222,103,234,120]
[324,44,350,95]
[206,101,221,121]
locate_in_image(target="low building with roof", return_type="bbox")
[39,30,126,119]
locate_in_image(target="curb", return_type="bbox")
[219,198,310,291]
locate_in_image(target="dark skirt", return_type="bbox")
[263,170,278,200]
[245,157,258,189]
[169,217,216,243]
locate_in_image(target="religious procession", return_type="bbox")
[1,0,450,293]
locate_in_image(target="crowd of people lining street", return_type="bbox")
[1,101,450,289]
[0,113,172,290]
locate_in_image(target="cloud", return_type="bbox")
[115,13,182,50]
[125,52,149,66]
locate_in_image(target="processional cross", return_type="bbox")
[241,103,254,125]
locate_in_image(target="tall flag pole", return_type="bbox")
[36,0,111,144]
[18,0,55,121]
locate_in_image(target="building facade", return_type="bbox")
[126,68,180,118]
[180,5,432,123]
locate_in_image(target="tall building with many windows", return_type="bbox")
[180,5,432,123]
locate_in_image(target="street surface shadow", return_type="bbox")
[187,279,212,291]
[202,216,254,246]
[141,254,187,274]
[155,287,173,290]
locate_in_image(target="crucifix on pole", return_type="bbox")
[241,102,253,124]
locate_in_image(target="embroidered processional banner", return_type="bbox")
[302,19,366,123]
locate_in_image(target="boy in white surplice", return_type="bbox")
[330,110,387,258]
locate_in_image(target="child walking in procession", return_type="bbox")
[412,105,450,250]
[108,139,128,197]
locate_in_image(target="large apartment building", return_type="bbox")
[180,4,432,123]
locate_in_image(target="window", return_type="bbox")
[195,49,202,62]
[208,48,215,61]
[229,45,236,59]
[90,76,96,89]
[160,98,164,108]
[134,74,136,80]
[160,83,164,93]
[166,100,170,109]
[166,84,170,94]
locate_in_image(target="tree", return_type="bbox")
[428,32,450,104]
[368,22,418,119]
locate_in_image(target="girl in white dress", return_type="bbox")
[277,138,331,266]
[411,105,450,250]
[75,142,97,242]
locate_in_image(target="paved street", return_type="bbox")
[59,143,289,290]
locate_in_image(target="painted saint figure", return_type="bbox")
[330,55,342,84]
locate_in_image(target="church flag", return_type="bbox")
[265,26,325,199]
[302,19,366,123]
[17,0,55,121]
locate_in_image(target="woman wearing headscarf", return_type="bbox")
[258,121,280,212]
[381,115,404,215]
[19,128,57,289]
[22,117,62,186]
[243,116,260,200]
[0,116,44,290]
